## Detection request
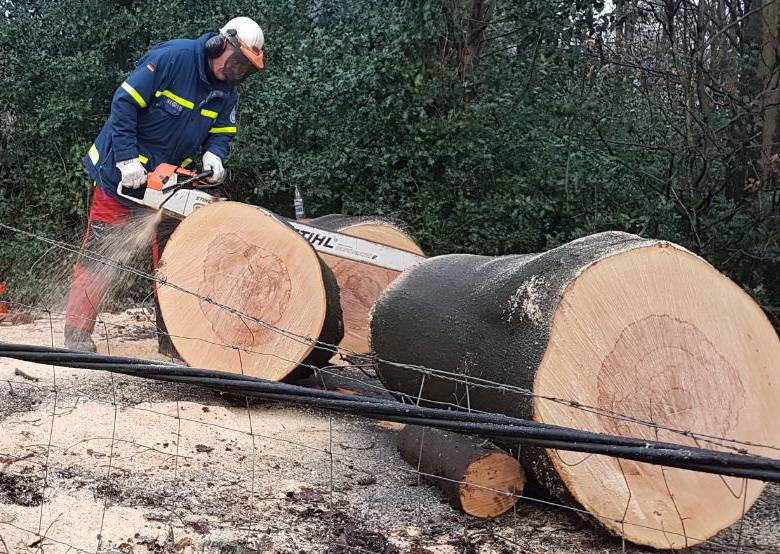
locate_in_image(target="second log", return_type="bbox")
[397,425,526,518]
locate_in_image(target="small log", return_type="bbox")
[397,425,525,518]
[308,215,423,354]
[372,231,780,548]
[157,202,342,380]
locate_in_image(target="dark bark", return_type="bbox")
[291,257,343,377]
[397,424,524,517]
[371,231,655,502]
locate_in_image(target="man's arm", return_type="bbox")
[110,49,171,162]
[203,95,239,160]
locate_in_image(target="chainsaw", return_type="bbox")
[118,163,220,219]
[118,163,424,272]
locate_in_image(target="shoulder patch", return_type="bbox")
[229,106,237,124]
[147,63,156,72]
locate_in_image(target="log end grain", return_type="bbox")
[459,451,526,518]
[157,202,337,381]
[533,241,779,548]
[310,215,424,354]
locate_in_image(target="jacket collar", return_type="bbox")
[196,32,233,93]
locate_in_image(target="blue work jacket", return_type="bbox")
[84,33,239,205]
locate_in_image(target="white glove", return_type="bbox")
[116,158,147,189]
[202,151,225,184]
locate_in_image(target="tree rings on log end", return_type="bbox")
[309,215,423,354]
[533,241,779,548]
[157,202,338,381]
[459,452,525,518]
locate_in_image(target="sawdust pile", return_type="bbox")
[0,312,777,553]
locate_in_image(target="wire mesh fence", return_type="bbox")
[0,222,778,553]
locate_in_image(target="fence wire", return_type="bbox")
[0,369,774,552]
[0,221,777,553]
[1,222,777,455]
[0,374,773,552]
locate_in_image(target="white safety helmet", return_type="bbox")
[220,16,265,70]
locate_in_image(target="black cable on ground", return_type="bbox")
[1,341,779,483]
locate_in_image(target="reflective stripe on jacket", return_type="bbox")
[84,33,239,205]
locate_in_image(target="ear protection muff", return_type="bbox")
[204,33,227,58]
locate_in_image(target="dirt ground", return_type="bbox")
[0,312,778,553]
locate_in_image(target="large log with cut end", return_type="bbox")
[308,214,423,354]
[397,425,525,518]
[371,231,780,549]
[157,202,342,380]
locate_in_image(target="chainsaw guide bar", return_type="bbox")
[287,221,425,272]
[117,164,424,272]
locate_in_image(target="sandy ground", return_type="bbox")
[0,312,778,554]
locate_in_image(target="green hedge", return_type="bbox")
[0,1,776,324]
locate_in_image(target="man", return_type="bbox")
[64,16,265,353]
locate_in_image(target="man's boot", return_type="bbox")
[64,327,97,353]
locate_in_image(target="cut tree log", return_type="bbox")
[156,202,342,380]
[397,425,525,518]
[371,231,780,549]
[308,214,423,354]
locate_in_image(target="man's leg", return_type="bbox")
[64,186,130,351]
[152,215,181,358]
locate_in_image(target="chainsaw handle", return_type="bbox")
[184,169,225,190]
[160,169,221,193]
[191,169,214,182]
[176,169,213,186]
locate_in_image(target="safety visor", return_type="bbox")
[225,31,264,70]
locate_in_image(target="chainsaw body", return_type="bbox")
[117,163,221,219]
[118,164,425,271]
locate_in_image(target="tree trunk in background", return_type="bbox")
[725,0,765,199]
[437,1,494,80]
[613,0,636,43]
[759,0,780,202]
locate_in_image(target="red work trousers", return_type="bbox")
[64,186,176,334]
